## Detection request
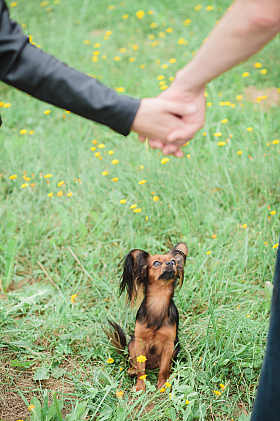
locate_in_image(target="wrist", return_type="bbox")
[172,67,206,96]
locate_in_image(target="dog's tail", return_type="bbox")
[104,321,127,353]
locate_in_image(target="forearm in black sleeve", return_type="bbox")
[0,0,140,136]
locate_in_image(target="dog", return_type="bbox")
[105,242,188,391]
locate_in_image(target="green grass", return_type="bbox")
[0,0,280,419]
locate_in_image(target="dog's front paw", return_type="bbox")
[133,380,146,392]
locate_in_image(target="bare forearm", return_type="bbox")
[174,0,280,92]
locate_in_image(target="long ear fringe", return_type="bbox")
[119,249,149,305]
[171,243,188,288]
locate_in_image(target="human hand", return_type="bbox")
[143,79,206,156]
[130,97,197,157]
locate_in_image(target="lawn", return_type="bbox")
[0,0,280,420]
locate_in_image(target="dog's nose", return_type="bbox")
[166,260,175,266]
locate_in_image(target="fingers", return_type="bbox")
[163,100,197,117]
[139,135,146,143]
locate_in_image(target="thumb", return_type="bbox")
[167,124,197,142]
[164,101,197,117]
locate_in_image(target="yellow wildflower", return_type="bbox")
[20,129,27,134]
[71,293,77,303]
[220,383,226,390]
[211,234,217,239]
[186,399,190,404]
[214,390,222,396]
[21,183,29,188]
[44,110,51,114]
[130,204,137,209]
[136,10,145,19]
[83,39,90,44]
[48,192,53,197]
[254,62,262,68]
[57,191,63,197]
[133,208,142,213]
[214,132,222,137]
[247,127,253,132]
[119,199,126,204]
[183,18,191,25]
[67,192,73,197]
[273,243,279,249]
[161,158,170,164]
[165,382,171,388]
[9,174,17,180]
[160,387,165,393]
[206,250,211,255]
[112,177,118,182]
[217,142,226,146]
[242,72,250,77]
[272,139,279,145]
[44,174,52,178]
[122,14,129,19]
[57,181,64,187]
[139,374,147,380]
[116,390,124,397]
[108,150,114,155]
[242,224,247,228]
[28,405,35,411]
[138,180,146,185]
[221,119,228,124]
[111,159,119,164]
[95,152,101,157]
[153,196,159,201]
[91,147,96,151]
[260,69,267,74]
[102,171,109,176]
[236,94,243,101]
[3,103,11,108]
[107,358,114,363]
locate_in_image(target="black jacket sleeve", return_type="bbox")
[0,0,140,136]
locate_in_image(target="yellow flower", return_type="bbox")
[169,58,176,64]
[183,18,191,25]
[3,103,11,108]
[271,211,276,215]
[206,5,214,10]
[29,130,34,135]
[214,390,222,396]
[147,10,154,15]
[187,154,191,158]
[83,39,90,44]
[122,14,129,19]
[264,241,268,246]
[138,180,146,185]
[67,192,73,197]
[107,358,114,363]
[48,192,53,197]
[214,132,222,137]
[178,37,185,45]
[102,171,109,176]
[71,293,77,303]
[136,10,145,19]
[44,174,52,178]
[101,55,107,60]
[242,224,247,228]
[11,2,17,6]
[133,208,142,213]
[57,181,64,187]
[194,4,203,11]
[220,383,226,390]
[186,399,190,404]
[130,204,137,209]
[9,174,17,180]
[21,183,29,188]
[247,127,253,132]
[211,234,217,239]
[217,142,226,146]
[221,119,228,124]
[206,250,211,255]
[247,314,251,318]
[139,374,147,380]
[166,28,173,33]
[132,44,138,50]
[116,390,124,397]
[273,243,279,249]
[31,183,35,188]
[112,177,118,182]
[20,129,27,134]
[272,139,279,145]
[91,147,96,151]
[57,191,63,197]
[136,355,147,363]
[150,22,157,28]
[237,151,242,155]
[111,159,119,165]
[119,199,126,204]
[95,152,101,157]
[160,85,168,90]
[108,4,115,9]
[161,158,170,164]
[129,57,136,62]
[28,405,35,411]
[153,196,159,201]
[165,382,171,388]
[242,72,250,77]
[114,56,121,61]
[207,102,212,107]
[105,31,112,36]
[158,31,166,38]
[44,109,51,114]
[157,75,164,80]
[260,69,267,74]
[236,94,243,101]
[254,62,262,68]
[140,165,144,169]
[108,150,114,155]
[160,387,166,393]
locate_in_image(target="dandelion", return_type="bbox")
[165,382,171,388]
[11,2,17,6]
[214,390,222,396]
[161,158,170,164]
[112,177,118,182]
[242,72,250,77]
[147,10,154,15]
[102,171,109,176]
[194,4,203,11]
[139,374,147,380]
[264,241,268,246]
[183,18,191,25]
[236,94,243,100]
[187,154,191,158]
[221,119,228,124]
[207,102,212,107]
[206,250,211,255]
[247,127,253,132]
[217,141,226,146]
[242,224,247,228]
[272,139,279,145]
[44,109,51,114]
[108,150,114,155]
[28,405,35,411]
[158,31,166,38]
[107,358,114,363]
[132,44,138,50]
[57,181,64,187]
[220,384,226,390]
[122,14,129,19]
[136,10,145,19]
[140,165,144,169]
[133,208,142,213]
[138,180,146,185]
[71,293,77,303]
[153,196,159,201]
[119,199,126,204]
[116,390,124,397]
[150,22,157,28]
[105,31,112,36]
[130,204,137,209]
[211,234,217,239]
[186,399,190,404]
[260,69,267,74]
[114,56,121,61]
[214,132,222,137]
[3,103,11,108]
[9,174,17,180]
[83,39,90,44]
[48,192,53,197]
[57,191,63,197]
[44,174,52,178]
[247,314,251,318]
[31,183,35,188]
[91,147,96,151]
[29,130,34,135]
[111,159,119,165]
[129,57,136,62]
[273,243,279,249]
[67,192,73,197]
[160,387,166,393]
[95,152,101,157]
[21,183,29,188]
[169,58,176,64]
[237,151,242,155]
[20,129,27,134]
[166,28,173,33]
[206,5,214,10]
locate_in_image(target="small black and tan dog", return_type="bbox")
[105,242,188,391]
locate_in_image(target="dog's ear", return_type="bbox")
[119,249,150,304]
[170,243,188,288]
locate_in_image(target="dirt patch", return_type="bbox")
[244,86,280,109]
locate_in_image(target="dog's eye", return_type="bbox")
[170,259,176,265]
[153,261,161,267]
